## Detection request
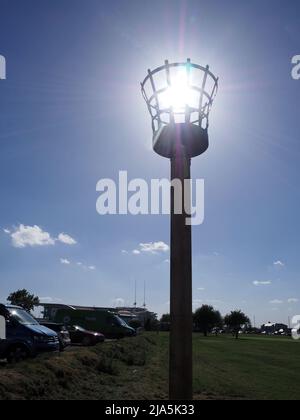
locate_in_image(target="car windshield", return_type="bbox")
[115,316,129,327]
[8,308,39,325]
[73,325,86,332]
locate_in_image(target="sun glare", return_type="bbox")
[159,70,198,113]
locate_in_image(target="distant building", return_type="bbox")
[261,322,288,334]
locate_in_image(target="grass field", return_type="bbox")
[192,334,300,400]
[0,333,299,400]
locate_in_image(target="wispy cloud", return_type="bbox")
[288,298,299,304]
[253,281,272,286]
[139,241,169,254]
[57,233,77,245]
[269,299,283,305]
[60,259,96,271]
[79,263,96,271]
[113,298,125,307]
[123,241,170,256]
[60,258,71,265]
[273,260,285,267]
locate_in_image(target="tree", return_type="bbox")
[193,305,223,337]
[7,289,40,313]
[144,317,159,331]
[224,310,250,339]
[160,313,171,323]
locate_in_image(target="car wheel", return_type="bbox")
[7,345,29,364]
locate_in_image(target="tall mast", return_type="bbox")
[133,279,137,308]
[143,280,146,308]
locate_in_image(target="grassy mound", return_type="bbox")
[0,334,167,400]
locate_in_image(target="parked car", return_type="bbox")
[50,306,136,339]
[0,304,59,363]
[67,325,105,346]
[39,321,71,351]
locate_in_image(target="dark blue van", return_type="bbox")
[0,304,59,363]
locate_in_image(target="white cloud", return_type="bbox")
[197,287,205,291]
[5,224,77,248]
[164,259,170,264]
[60,260,95,271]
[288,298,299,304]
[113,298,125,307]
[75,262,96,271]
[253,281,272,286]
[57,233,77,245]
[269,299,283,305]
[60,258,71,265]
[274,260,285,267]
[10,224,55,248]
[122,241,169,256]
[139,241,169,254]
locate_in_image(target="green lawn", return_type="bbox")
[151,333,300,400]
[0,333,299,400]
[191,334,300,400]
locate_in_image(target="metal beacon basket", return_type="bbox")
[141,59,218,158]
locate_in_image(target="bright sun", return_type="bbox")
[159,70,197,113]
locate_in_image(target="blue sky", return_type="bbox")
[0,0,300,326]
